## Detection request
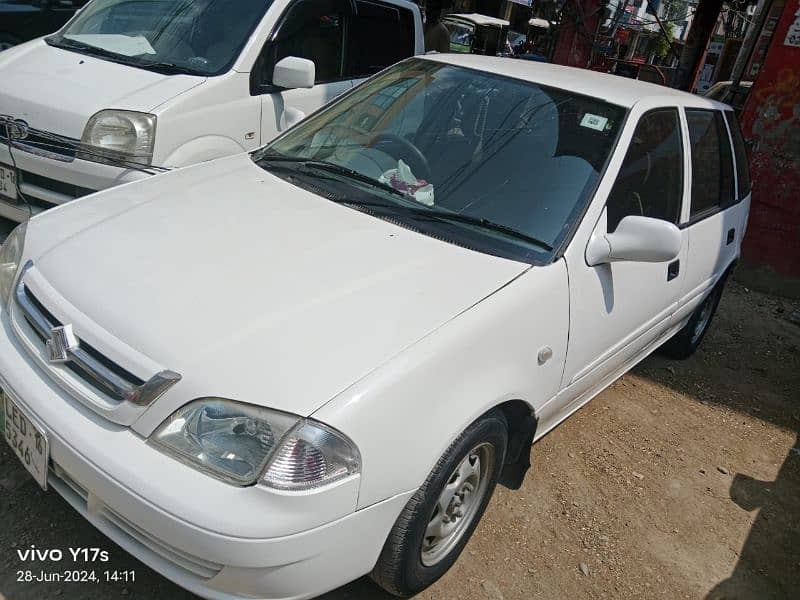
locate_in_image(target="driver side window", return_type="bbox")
[606,108,684,232]
[273,14,344,84]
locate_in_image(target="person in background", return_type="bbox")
[424,0,450,53]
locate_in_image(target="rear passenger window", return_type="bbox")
[725,111,751,199]
[344,1,415,78]
[686,110,735,217]
[606,109,684,232]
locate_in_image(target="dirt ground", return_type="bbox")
[1,280,798,600]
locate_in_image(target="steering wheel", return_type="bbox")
[370,133,432,183]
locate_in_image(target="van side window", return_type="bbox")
[686,109,735,218]
[344,1,415,78]
[725,111,751,199]
[606,108,684,232]
[273,14,344,83]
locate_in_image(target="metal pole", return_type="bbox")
[730,0,772,85]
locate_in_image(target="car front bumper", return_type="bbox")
[0,143,149,222]
[0,312,412,599]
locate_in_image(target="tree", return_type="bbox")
[655,21,677,58]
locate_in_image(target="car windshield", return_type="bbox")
[442,20,475,53]
[258,58,626,263]
[47,0,273,76]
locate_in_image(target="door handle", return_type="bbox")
[667,260,680,281]
[727,228,736,245]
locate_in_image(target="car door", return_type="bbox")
[252,1,354,142]
[560,107,690,403]
[673,108,742,324]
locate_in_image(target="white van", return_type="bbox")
[0,0,423,221]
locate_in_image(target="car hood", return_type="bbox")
[26,154,528,419]
[0,40,204,138]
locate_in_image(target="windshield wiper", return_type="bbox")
[46,37,204,76]
[257,152,412,201]
[257,152,552,251]
[401,208,554,251]
[131,59,205,76]
[46,36,129,62]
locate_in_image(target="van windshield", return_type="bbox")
[47,0,273,76]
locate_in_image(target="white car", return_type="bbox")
[0,0,423,221]
[0,55,751,599]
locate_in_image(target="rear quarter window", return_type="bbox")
[725,111,751,199]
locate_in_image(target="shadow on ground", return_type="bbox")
[634,283,800,600]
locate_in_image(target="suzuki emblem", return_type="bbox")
[46,324,78,363]
[6,119,30,142]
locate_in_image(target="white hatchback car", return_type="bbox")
[0,55,750,599]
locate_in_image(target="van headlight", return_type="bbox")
[150,399,361,489]
[0,222,27,307]
[80,110,156,166]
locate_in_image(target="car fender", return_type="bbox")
[160,135,248,169]
[314,260,570,509]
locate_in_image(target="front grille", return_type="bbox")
[0,125,79,160]
[16,280,146,402]
[19,169,95,200]
[12,262,182,416]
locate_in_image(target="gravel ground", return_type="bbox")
[0,275,798,600]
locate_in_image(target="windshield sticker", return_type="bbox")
[580,113,609,132]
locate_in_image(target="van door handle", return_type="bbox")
[667,260,680,281]
[727,228,736,245]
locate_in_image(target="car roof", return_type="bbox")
[421,54,732,110]
[445,13,510,27]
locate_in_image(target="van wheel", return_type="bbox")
[660,280,725,360]
[371,412,507,597]
[0,34,21,52]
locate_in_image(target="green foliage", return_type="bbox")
[655,21,676,58]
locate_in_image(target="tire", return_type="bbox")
[660,278,726,359]
[0,34,22,52]
[371,411,507,597]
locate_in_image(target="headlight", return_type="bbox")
[0,222,27,307]
[150,399,361,489]
[80,110,156,166]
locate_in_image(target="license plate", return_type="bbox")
[0,164,18,202]
[3,392,48,489]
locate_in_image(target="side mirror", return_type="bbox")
[586,215,681,266]
[272,56,315,90]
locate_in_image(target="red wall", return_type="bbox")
[551,0,602,68]
[739,0,800,278]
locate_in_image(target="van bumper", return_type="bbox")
[0,143,148,221]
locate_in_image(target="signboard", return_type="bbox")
[784,7,800,45]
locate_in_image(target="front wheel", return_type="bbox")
[371,411,508,597]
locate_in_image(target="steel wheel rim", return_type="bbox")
[421,443,493,567]
[692,294,715,344]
